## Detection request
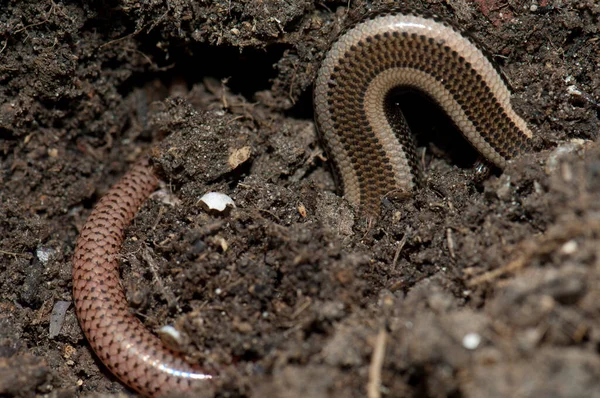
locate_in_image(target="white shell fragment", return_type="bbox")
[198,192,235,213]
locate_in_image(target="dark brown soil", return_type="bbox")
[2,0,600,397]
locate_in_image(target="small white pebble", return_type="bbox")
[159,325,181,338]
[560,240,578,255]
[158,325,183,347]
[198,192,235,213]
[529,0,539,12]
[215,288,222,295]
[566,85,582,96]
[462,332,482,350]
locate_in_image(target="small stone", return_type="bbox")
[462,332,482,350]
[560,240,578,255]
[158,325,186,351]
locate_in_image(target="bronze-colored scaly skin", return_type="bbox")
[72,158,212,397]
[314,11,534,215]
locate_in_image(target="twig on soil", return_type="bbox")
[101,2,172,49]
[288,61,298,104]
[466,253,530,286]
[466,217,600,286]
[258,208,282,223]
[100,31,139,49]
[0,40,7,56]
[360,217,375,241]
[141,246,179,311]
[446,228,456,259]
[392,231,408,268]
[221,78,230,109]
[367,328,387,398]
[0,249,29,258]
[13,1,57,35]
[147,9,170,34]
[290,297,312,319]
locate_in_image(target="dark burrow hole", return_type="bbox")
[385,88,482,170]
[118,41,289,104]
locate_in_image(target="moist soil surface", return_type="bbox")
[2,0,600,397]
